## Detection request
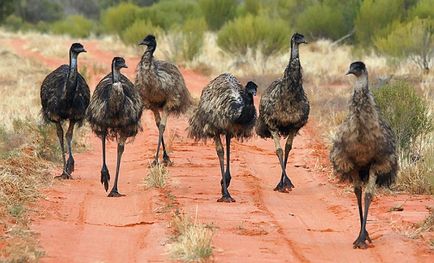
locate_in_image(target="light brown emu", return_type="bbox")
[87,57,143,197]
[40,43,90,179]
[189,73,257,202]
[135,34,192,166]
[330,61,398,249]
[256,33,309,192]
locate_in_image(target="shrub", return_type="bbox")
[0,0,14,23]
[217,15,290,58]
[121,19,161,46]
[176,18,206,62]
[355,0,404,46]
[409,0,434,19]
[51,15,94,38]
[372,81,433,160]
[199,0,238,31]
[375,18,434,72]
[138,0,202,31]
[100,2,141,35]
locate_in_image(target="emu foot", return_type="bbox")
[107,189,125,197]
[101,165,110,192]
[149,159,159,167]
[55,171,72,180]
[217,195,236,203]
[162,155,173,166]
[66,158,75,174]
[353,231,372,249]
[273,177,295,193]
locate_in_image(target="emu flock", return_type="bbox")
[40,33,398,249]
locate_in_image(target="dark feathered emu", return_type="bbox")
[256,33,309,192]
[87,57,143,197]
[189,73,257,202]
[135,34,192,166]
[40,43,90,179]
[330,61,398,249]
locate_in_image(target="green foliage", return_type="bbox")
[138,0,201,31]
[51,15,94,38]
[16,0,63,23]
[373,81,433,159]
[101,2,141,35]
[295,2,347,40]
[375,18,434,72]
[355,0,404,46]
[179,18,206,61]
[199,0,238,31]
[0,0,14,23]
[121,20,161,46]
[244,0,261,15]
[217,15,290,57]
[409,0,434,19]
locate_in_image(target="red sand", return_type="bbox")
[3,36,434,262]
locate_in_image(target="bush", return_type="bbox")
[409,0,434,19]
[372,81,433,160]
[355,0,404,46]
[295,2,347,40]
[199,0,238,31]
[51,15,94,38]
[101,2,141,35]
[217,15,290,58]
[138,0,202,31]
[121,20,161,46]
[375,18,434,72]
[179,18,206,62]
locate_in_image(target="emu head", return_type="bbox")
[112,57,128,71]
[70,43,86,55]
[346,61,367,77]
[139,35,157,50]
[291,33,307,45]
[245,81,257,96]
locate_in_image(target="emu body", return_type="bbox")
[330,61,398,249]
[256,33,309,192]
[87,57,143,197]
[40,43,89,179]
[135,35,192,166]
[189,73,257,202]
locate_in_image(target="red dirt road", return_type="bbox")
[3,37,434,262]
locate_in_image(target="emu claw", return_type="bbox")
[217,195,236,203]
[273,179,294,193]
[162,155,173,166]
[55,171,72,180]
[353,231,372,249]
[108,190,125,197]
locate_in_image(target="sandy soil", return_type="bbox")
[3,37,434,262]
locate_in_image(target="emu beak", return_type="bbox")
[123,64,128,69]
[302,40,308,44]
[81,48,87,53]
[138,41,146,46]
[346,70,353,75]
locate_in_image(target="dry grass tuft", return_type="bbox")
[406,210,434,239]
[168,210,214,262]
[145,163,169,189]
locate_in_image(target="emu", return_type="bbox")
[87,57,143,197]
[135,35,192,166]
[188,73,257,202]
[330,61,398,249]
[256,33,309,192]
[40,43,90,179]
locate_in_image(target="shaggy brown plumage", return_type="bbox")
[40,43,90,179]
[256,33,309,192]
[87,57,143,197]
[330,61,398,249]
[135,34,192,166]
[188,73,257,202]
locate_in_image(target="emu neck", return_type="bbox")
[283,41,302,89]
[141,46,155,69]
[350,72,378,123]
[63,52,78,100]
[354,73,369,93]
[112,66,121,83]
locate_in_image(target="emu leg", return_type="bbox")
[54,122,70,179]
[65,120,76,175]
[100,132,110,192]
[152,110,169,166]
[352,174,371,244]
[272,132,293,192]
[152,110,172,166]
[353,172,376,249]
[220,134,232,188]
[108,137,126,197]
[215,136,234,202]
[281,133,296,191]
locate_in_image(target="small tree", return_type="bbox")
[101,2,140,35]
[375,18,434,73]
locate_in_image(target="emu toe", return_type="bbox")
[66,157,75,174]
[353,231,372,249]
[55,171,72,180]
[100,165,110,192]
[108,189,125,197]
[217,195,236,203]
[274,178,295,193]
